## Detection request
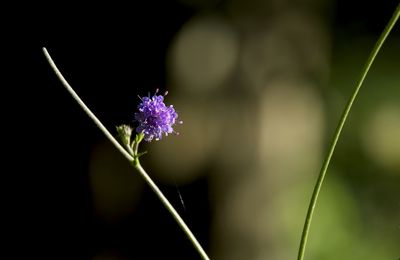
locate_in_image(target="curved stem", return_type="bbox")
[42,48,210,260]
[297,4,400,260]
[42,48,133,162]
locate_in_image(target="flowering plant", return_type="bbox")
[42,4,399,259]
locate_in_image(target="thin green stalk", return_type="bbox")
[42,47,210,260]
[297,3,400,260]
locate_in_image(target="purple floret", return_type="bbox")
[134,93,181,142]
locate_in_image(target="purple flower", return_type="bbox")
[134,92,182,142]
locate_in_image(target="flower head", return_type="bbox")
[134,91,182,142]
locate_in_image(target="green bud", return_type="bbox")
[116,124,133,147]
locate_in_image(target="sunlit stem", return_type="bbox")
[297,3,400,260]
[132,133,144,156]
[42,47,210,260]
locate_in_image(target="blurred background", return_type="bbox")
[7,0,399,259]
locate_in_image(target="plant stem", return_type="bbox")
[133,159,209,258]
[42,47,210,260]
[297,4,400,260]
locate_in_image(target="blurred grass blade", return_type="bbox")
[297,3,400,260]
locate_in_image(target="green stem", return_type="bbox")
[297,4,400,260]
[42,47,210,260]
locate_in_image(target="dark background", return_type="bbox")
[5,0,399,259]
